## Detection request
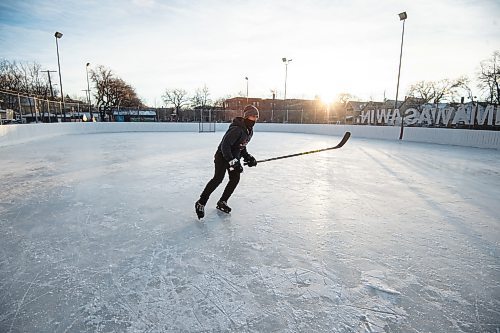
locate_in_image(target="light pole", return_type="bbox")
[395,12,407,140]
[86,62,93,120]
[54,31,65,122]
[245,76,249,104]
[271,89,276,122]
[282,57,292,123]
[82,89,89,101]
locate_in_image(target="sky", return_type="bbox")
[1,0,499,106]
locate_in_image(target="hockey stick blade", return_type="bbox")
[250,131,351,164]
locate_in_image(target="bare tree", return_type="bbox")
[19,62,36,117]
[90,65,143,121]
[477,50,500,104]
[0,59,50,96]
[108,78,142,108]
[454,75,480,127]
[0,59,23,92]
[0,59,54,120]
[407,80,435,104]
[455,75,476,103]
[91,65,113,116]
[191,85,212,109]
[406,79,461,128]
[162,88,189,121]
[335,92,358,123]
[0,60,27,117]
[407,79,460,104]
[18,61,53,117]
[432,79,461,104]
[336,92,356,106]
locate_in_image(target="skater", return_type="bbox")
[195,105,259,219]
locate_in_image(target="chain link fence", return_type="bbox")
[0,89,95,123]
[0,89,334,125]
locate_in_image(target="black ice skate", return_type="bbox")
[216,200,231,214]
[195,200,205,219]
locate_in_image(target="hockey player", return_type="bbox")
[195,105,259,219]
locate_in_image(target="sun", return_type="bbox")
[312,76,341,105]
[318,89,339,105]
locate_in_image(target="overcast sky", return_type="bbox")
[1,0,499,106]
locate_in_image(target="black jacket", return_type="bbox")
[217,117,253,161]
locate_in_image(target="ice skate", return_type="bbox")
[216,200,231,213]
[195,200,205,219]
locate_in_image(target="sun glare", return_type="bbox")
[318,89,339,105]
[311,75,342,105]
[319,94,335,105]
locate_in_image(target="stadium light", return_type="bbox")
[54,31,65,121]
[395,12,407,140]
[86,62,93,120]
[282,58,292,123]
[245,76,249,103]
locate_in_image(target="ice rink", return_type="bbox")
[0,131,499,333]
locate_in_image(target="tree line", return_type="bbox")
[0,58,226,121]
[0,60,144,120]
[161,85,229,121]
[1,50,498,120]
[90,65,143,121]
[406,51,499,106]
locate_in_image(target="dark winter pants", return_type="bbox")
[199,152,240,205]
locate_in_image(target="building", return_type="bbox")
[113,110,157,122]
[224,97,328,123]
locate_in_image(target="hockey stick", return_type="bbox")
[247,131,351,164]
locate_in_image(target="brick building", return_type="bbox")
[224,97,328,123]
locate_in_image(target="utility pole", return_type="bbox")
[41,70,56,99]
[41,70,57,122]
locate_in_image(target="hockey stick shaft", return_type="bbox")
[254,131,351,164]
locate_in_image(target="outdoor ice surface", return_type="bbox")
[0,131,499,333]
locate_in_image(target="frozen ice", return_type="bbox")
[0,131,499,332]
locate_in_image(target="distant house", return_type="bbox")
[224,97,326,123]
[345,101,369,124]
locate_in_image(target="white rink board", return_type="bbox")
[1,122,499,149]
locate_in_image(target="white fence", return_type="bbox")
[0,122,499,149]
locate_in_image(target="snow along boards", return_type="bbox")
[245,131,351,165]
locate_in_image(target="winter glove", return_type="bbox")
[244,154,257,167]
[228,158,243,173]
